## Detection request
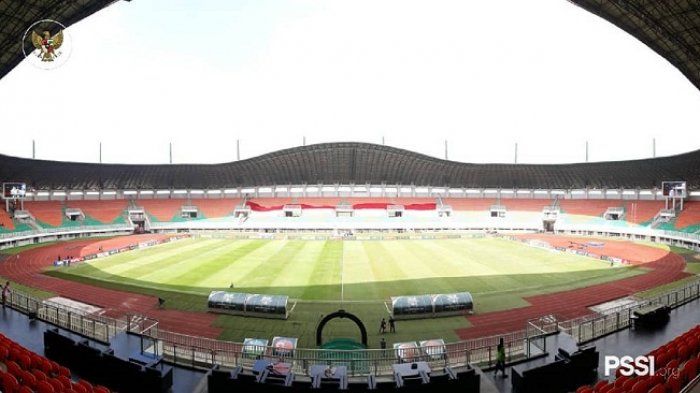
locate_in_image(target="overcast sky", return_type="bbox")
[1,0,699,165]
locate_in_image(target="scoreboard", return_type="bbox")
[661,181,686,198]
[2,182,27,199]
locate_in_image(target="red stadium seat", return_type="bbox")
[2,372,20,393]
[6,360,22,378]
[667,378,682,393]
[48,378,64,392]
[20,370,37,387]
[648,384,666,393]
[678,344,691,361]
[16,353,31,369]
[622,377,637,390]
[667,359,680,372]
[58,365,71,378]
[33,368,48,382]
[78,379,94,392]
[593,380,609,392]
[71,382,88,393]
[35,380,55,393]
[614,375,628,388]
[1,371,20,393]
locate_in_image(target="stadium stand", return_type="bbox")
[574,324,700,393]
[0,332,111,393]
[501,199,553,212]
[2,143,700,190]
[559,200,615,217]
[66,200,127,224]
[137,199,185,222]
[0,209,14,231]
[2,197,698,231]
[23,201,64,227]
[623,201,666,225]
[675,201,700,233]
[443,198,496,211]
[193,198,240,218]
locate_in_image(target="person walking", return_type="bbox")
[379,318,387,334]
[389,316,396,333]
[494,337,507,378]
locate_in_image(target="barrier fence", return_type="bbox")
[5,289,129,344]
[3,276,700,377]
[145,325,538,377]
[559,278,700,344]
[145,278,700,376]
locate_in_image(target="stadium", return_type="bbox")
[1,1,700,393]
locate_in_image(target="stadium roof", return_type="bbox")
[1,1,699,90]
[570,0,700,91]
[1,142,699,190]
[0,0,121,79]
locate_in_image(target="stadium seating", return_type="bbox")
[0,332,110,393]
[559,200,618,217]
[3,198,700,233]
[0,208,14,231]
[674,201,700,232]
[622,201,665,225]
[194,198,240,218]
[23,201,64,227]
[66,200,127,224]
[574,324,700,393]
[137,199,184,222]
[442,198,496,211]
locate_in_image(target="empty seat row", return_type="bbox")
[575,325,700,393]
[0,332,109,393]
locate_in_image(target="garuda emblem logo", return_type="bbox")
[31,30,64,62]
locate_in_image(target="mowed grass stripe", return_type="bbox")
[430,239,536,292]
[267,241,326,295]
[360,241,412,299]
[171,240,271,287]
[398,241,461,293]
[85,238,215,276]
[341,241,380,300]
[195,240,290,288]
[301,241,343,300]
[67,239,221,280]
[139,239,256,284]
[109,239,232,279]
[235,241,307,290]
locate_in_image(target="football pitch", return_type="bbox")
[47,236,647,345]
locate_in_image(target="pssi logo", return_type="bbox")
[604,355,655,377]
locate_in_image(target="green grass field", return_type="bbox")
[43,236,651,346]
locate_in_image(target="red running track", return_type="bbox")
[0,234,222,338]
[456,235,691,340]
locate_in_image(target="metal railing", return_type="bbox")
[3,276,699,377]
[0,223,132,240]
[559,278,700,344]
[148,326,536,376]
[5,290,128,344]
